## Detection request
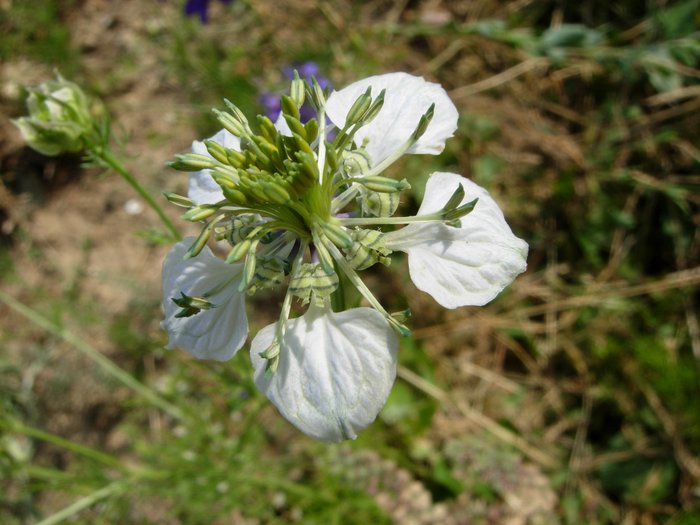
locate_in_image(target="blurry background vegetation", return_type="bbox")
[0,0,699,523]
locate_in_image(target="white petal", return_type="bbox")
[385,172,528,308]
[188,129,240,205]
[273,113,292,136]
[325,73,458,165]
[161,238,248,361]
[250,304,398,442]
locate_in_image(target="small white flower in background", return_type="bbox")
[162,72,528,441]
[124,198,144,215]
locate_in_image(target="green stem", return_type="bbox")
[35,480,127,525]
[339,212,443,227]
[0,290,184,421]
[96,148,181,241]
[4,419,125,471]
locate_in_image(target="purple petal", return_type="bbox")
[185,0,209,22]
[259,92,281,121]
[299,103,316,123]
[315,76,332,90]
[297,61,320,79]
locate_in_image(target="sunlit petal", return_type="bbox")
[325,72,458,165]
[385,172,528,308]
[250,303,398,442]
[162,238,248,361]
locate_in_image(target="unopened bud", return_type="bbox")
[226,238,252,263]
[203,140,229,164]
[411,103,435,142]
[304,119,319,143]
[345,87,372,125]
[169,153,218,172]
[222,187,248,205]
[13,76,96,156]
[163,192,194,208]
[280,113,304,139]
[256,115,277,143]
[442,184,465,211]
[214,108,246,137]
[363,89,386,125]
[182,204,220,222]
[239,245,259,292]
[223,99,251,132]
[261,181,291,204]
[186,218,220,259]
[226,148,246,168]
[325,142,338,172]
[290,71,306,108]
[280,95,301,121]
[211,168,238,190]
[443,197,478,223]
[172,293,216,318]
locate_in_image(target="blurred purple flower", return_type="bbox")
[283,61,332,90]
[259,62,332,122]
[259,92,282,121]
[185,0,233,23]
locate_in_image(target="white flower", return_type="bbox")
[188,128,240,204]
[385,172,528,308]
[161,238,248,361]
[250,302,398,442]
[163,72,528,441]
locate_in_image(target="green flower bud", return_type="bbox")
[411,103,435,142]
[345,87,372,126]
[182,204,220,222]
[204,139,229,164]
[169,153,218,171]
[290,71,306,108]
[163,192,194,208]
[13,76,96,156]
[226,238,252,263]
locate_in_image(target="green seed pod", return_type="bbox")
[360,176,410,193]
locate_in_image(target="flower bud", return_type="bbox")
[13,76,95,156]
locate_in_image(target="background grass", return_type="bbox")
[1,0,699,523]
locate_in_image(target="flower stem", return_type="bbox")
[338,212,443,227]
[5,419,125,471]
[96,148,181,241]
[35,480,127,525]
